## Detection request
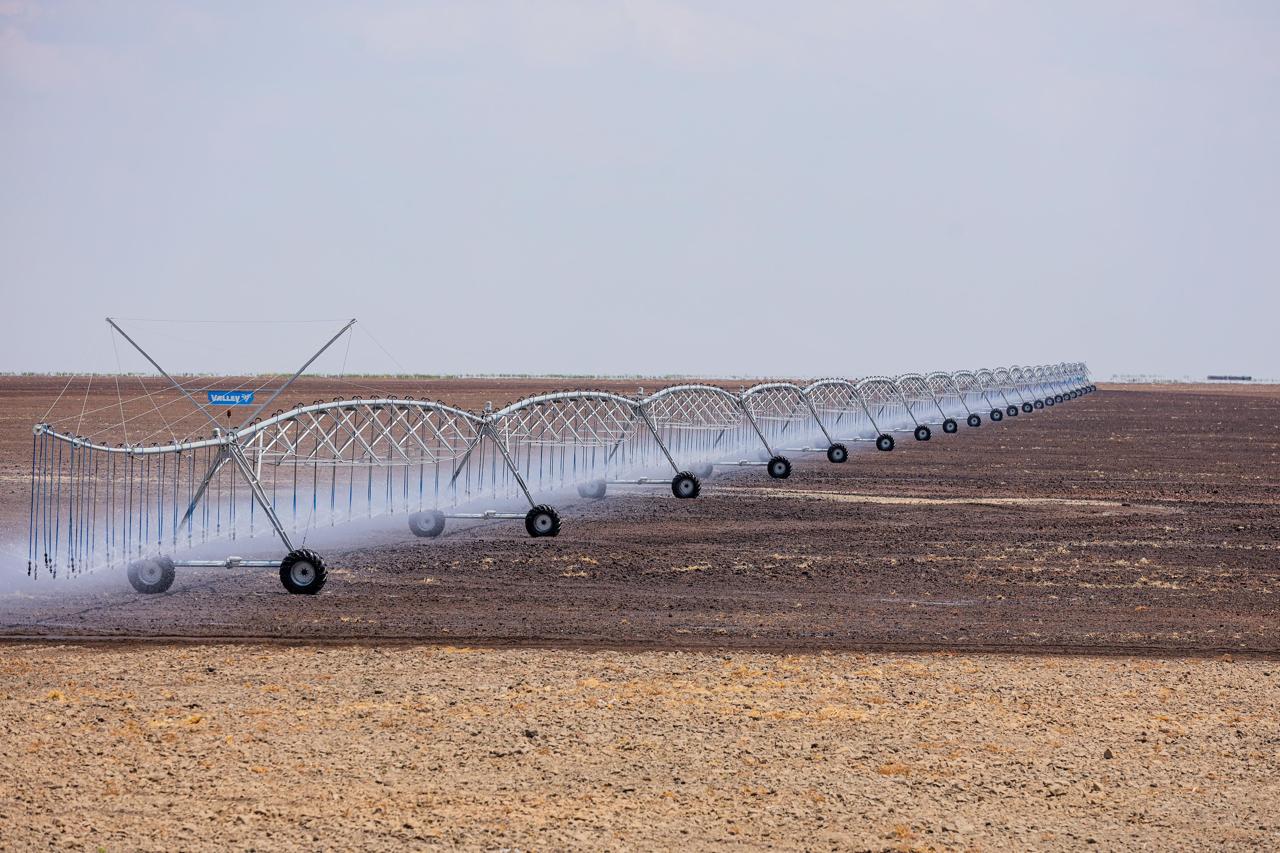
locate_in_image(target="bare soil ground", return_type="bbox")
[2,645,1277,851]
[1,379,1278,850]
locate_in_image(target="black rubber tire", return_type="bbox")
[967,413,981,428]
[576,479,607,499]
[914,425,931,441]
[876,434,895,452]
[942,419,958,434]
[1054,394,1064,404]
[1007,405,1019,417]
[671,472,701,499]
[127,556,175,595]
[524,504,561,537]
[279,549,327,595]
[1045,396,1055,407]
[1033,399,1044,410]
[408,509,446,537]
[990,409,1003,422]
[1022,402,1033,414]
[691,462,714,480]
[826,443,848,464]
[767,455,792,479]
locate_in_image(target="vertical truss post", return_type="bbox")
[849,388,884,437]
[798,395,836,446]
[636,405,682,474]
[179,446,230,528]
[924,382,950,422]
[481,423,536,508]
[944,376,974,416]
[889,380,922,428]
[735,398,776,457]
[226,445,294,551]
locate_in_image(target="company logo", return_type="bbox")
[207,391,255,406]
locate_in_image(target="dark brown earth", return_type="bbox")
[3,382,1277,656]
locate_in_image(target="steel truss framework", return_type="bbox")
[28,336,1092,594]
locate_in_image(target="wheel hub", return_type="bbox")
[290,562,315,586]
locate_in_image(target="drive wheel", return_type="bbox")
[876,434,895,452]
[1022,402,1033,414]
[671,472,701,499]
[990,409,1003,422]
[942,419,958,434]
[279,549,327,595]
[127,556,175,595]
[914,425,931,441]
[1054,394,1064,404]
[1033,399,1044,410]
[524,504,561,537]
[576,479,607,499]
[767,455,792,479]
[408,509,446,538]
[1045,396,1055,407]
[826,443,848,463]
[1007,405,1019,417]
[966,413,981,428]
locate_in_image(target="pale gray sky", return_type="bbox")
[2,1,1278,379]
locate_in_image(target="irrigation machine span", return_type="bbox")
[26,319,1093,594]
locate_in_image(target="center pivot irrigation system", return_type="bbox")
[26,319,1093,595]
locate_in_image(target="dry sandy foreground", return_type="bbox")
[1,644,1277,851]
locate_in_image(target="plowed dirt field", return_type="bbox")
[1,380,1277,850]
